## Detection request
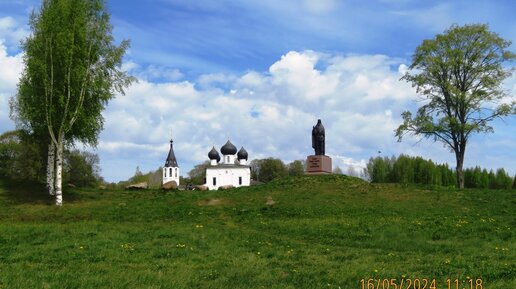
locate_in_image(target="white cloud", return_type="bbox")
[0,16,28,51]
[269,51,339,102]
[0,39,513,181]
[332,154,368,177]
[0,40,23,132]
[0,40,23,93]
[96,50,423,181]
[302,0,337,14]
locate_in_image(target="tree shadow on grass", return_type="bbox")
[0,180,81,205]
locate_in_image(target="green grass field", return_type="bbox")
[0,175,514,289]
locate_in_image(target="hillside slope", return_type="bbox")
[0,175,514,288]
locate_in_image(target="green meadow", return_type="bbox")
[0,175,514,289]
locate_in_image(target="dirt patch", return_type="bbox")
[197,198,231,206]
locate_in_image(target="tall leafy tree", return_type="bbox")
[188,161,210,185]
[258,158,287,182]
[11,0,134,205]
[288,160,305,176]
[396,24,516,188]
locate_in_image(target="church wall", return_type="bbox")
[206,167,250,190]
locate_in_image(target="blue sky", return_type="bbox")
[1,0,515,182]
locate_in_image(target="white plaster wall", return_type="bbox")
[163,166,180,185]
[206,166,250,190]
[223,154,235,165]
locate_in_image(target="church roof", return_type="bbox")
[206,164,250,169]
[208,146,221,162]
[220,140,237,155]
[237,147,248,160]
[165,139,178,167]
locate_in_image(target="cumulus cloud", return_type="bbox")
[269,51,339,102]
[0,40,23,92]
[0,40,23,132]
[95,50,424,181]
[0,35,513,181]
[0,16,28,52]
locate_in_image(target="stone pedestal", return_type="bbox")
[305,155,332,174]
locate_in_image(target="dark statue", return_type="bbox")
[312,119,325,155]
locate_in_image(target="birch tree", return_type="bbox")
[12,0,134,205]
[396,24,516,189]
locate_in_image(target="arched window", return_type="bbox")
[175,169,178,178]
[213,177,217,186]
[239,176,242,185]
[169,168,172,177]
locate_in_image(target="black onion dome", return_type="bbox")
[220,140,237,155]
[208,146,221,162]
[237,147,248,160]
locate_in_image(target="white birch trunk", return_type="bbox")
[47,142,56,196]
[55,134,64,206]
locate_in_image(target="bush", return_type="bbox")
[288,160,305,176]
[0,130,43,182]
[63,150,102,187]
[188,161,210,185]
[258,158,287,183]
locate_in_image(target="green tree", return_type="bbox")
[494,168,512,189]
[396,24,516,189]
[392,155,414,184]
[188,161,210,185]
[259,158,287,183]
[488,170,497,189]
[480,169,490,189]
[288,160,305,176]
[0,130,43,182]
[12,0,134,205]
[366,156,392,183]
[63,149,101,187]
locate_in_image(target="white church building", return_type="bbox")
[205,140,251,190]
[163,139,180,186]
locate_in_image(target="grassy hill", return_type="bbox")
[0,175,514,289]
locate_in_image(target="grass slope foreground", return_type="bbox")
[0,175,514,289]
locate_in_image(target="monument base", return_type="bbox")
[305,155,332,174]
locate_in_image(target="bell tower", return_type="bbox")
[163,139,180,185]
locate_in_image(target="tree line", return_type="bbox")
[0,130,102,187]
[185,158,307,185]
[366,154,515,189]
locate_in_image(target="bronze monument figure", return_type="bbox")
[312,119,325,155]
[306,119,332,174]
